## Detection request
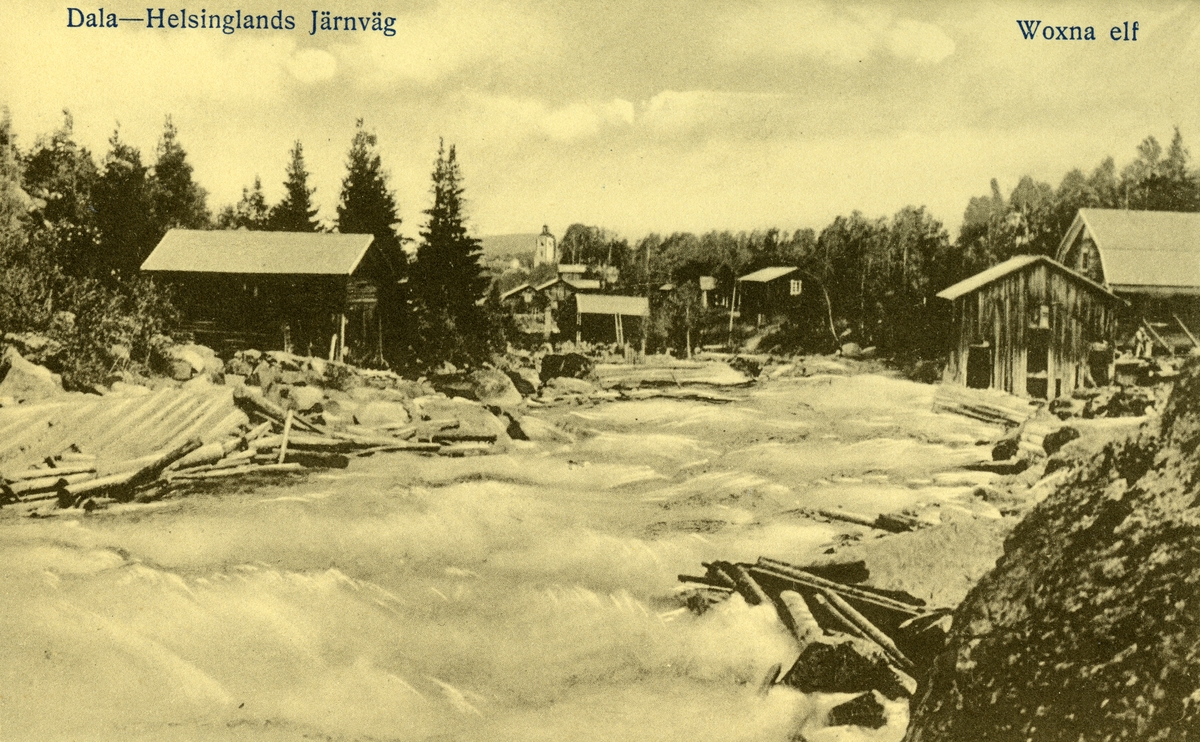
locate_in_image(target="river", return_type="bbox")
[0,372,998,741]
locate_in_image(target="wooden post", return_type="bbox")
[328,333,337,362]
[338,313,348,362]
[278,410,294,464]
[727,281,738,348]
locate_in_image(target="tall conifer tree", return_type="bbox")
[94,127,157,277]
[148,115,209,231]
[269,141,320,232]
[336,119,403,269]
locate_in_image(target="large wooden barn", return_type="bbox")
[142,229,399,362]
[1056,208,1200,349]
[936,255,1124,399]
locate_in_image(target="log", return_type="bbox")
[823,589,915,673]
[777,589,824,646]
[63,438,202,502]
[1175,314,1199,348]
[811,592,868,640]
[232,387,321,433]
[278,410,294,464]
[4,463,96,482]
[355,442,442,455]
[168,442,226,471]
[874,512,920,534]
[255,450,350,469]
[171,462,304,481]
[437,442,492,457]
[751,561,924,617]
[253,433,360,453]
[817,508,878,529]
[702,561,738,590]
[10,472,94,496]
[726,563,771,606]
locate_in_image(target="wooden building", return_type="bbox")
[936,255,1123,399]
[142,229,398,361]
[572,294,649,347]
[735,267,802,325]
[1057,208,1200,350]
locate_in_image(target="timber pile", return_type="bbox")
[593,360,754,389]
[677,555,952,700]
[0,388,510,513]
[932,384,1039,427]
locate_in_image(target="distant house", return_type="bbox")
[572,294,650,347]
[1057,209,1200,347]
[936,255,1123,399]
[535,276,600,307]
[141,229,398,361]
[556,264,588,281]
[499,282,536,310]
[736,267,802,325]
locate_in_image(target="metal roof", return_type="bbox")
[575,294,649,316]
[142,229,376,275]
[1057,209,1200,290]
[737,266,798,283]
[936,254,1121,302]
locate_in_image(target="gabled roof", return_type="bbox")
[499,283,532,301]
[936,254,1122,302]
[142,229,375,275]
[575,294,649,316]
[1057,209,1200,290]
[738,266,798,283]
[557,263,587,273]
[535,277,601,292]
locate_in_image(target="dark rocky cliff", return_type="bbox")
[905,364,1200,741]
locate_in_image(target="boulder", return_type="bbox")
[779,634,913,700]
[543,376,596,396]
[827,691,887,729]
[470,369,523,408]
[225,357,255,377]
[354,400,411,428]
[539,352,593,382]
[248,360,279,389]
[285,385,325,413]
[1042,425,1081,456]
[0,347,64,403]
[168,359,196,381]
[840,342,863,359]
[507,369,540,396]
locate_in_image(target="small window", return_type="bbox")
[789,279,802,296]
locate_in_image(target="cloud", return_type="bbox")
[458,94,635,142]
[721,1,954,65]
[286,48,338,84]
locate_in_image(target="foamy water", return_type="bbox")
[0,374,995,740]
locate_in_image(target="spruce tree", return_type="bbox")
[94,127,157,277]
[336,119,404,269]
[148,115,209,232]
[411,139,492,366]
[22,110,101,277]
[269,141,320,232]
[217,176,270,229]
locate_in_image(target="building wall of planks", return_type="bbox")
[944,262,1118,399]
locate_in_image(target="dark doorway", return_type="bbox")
[966,344,991,389]
[1027,328,1050,399]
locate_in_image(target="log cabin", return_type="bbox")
[936,255,1124,399]
[735,267,802,326]
[141,229,400,362]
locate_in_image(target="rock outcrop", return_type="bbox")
[905,359,1200,741]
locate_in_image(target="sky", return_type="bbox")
[1,1,1199,241]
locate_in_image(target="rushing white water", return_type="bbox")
[0,373,997,741]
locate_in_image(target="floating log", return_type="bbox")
[437,442,492,457]
[777,589,823,646]
[811,592,869,640]
[168,442,226,471]
[254,433,360,453]
[171,462,304,481]
[702,561,738,590]
[817,508,877,529]
[751,560,924,617]
[355,442,442,455]
[9,472,94,497]
[726,562,771,606]
[823,589,915,673]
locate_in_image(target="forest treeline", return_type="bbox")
[0,110,497,384]
[0,104,1196,386]
[530,127,1200,356]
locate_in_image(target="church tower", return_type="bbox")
[534,224,557,267]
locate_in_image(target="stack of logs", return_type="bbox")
[0,388,506,511]
[679,556,952,725]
